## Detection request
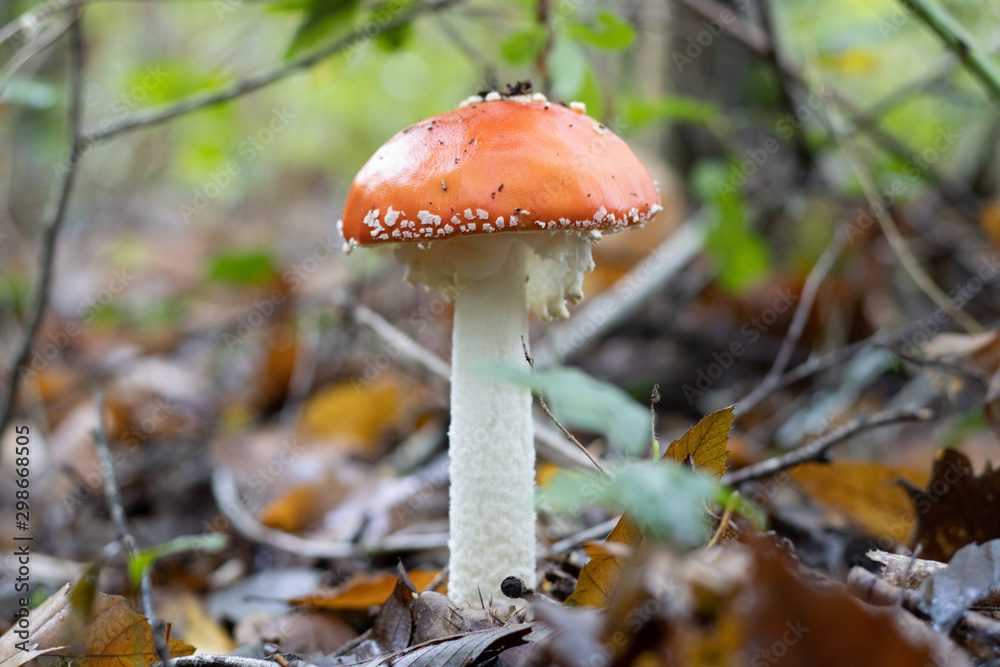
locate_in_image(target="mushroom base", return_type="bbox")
[445,244,537,606]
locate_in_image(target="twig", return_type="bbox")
[92,391,171,666]
[0,6,84,467]
[0,15,74,94]
[876,342,986,382]
[548,516,619,554]
[329,293,597,470]
[722,405,933,485]
[522,340,608,477]
[80,0,464,145]
[737,230,848,414]
[672,0,976,207]
[211,468,449,558]
[735,335,884,418]
[848,566,1000,645]
[828,115,982,334]
[898,0,1000,105]
[533,214,707,364]
[153,657,291,667]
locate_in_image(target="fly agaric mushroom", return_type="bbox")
[338,87,661,606]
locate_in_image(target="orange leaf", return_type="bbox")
[291,570,441,611]
[664,405,734,479]
[565,514,644,607]
[789,461,928,542]
[300,377,404,451]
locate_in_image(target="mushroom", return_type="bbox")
[338,88,661,606]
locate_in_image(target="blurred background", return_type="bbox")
[2,0,1000,653]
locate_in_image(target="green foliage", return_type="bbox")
[207,248,279,285]
[541,462,717,544]
[621,94,723,128]
[565,11,634,51]
[484,364,651,455]
[692,160,771,293]
[273,0,361,58]
[546,33,587,101]
[500,27,548,65]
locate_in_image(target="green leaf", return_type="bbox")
[541,461,717,544]
[621,95,722,128]
[692,160,771,293]
[284,0,361,59]
[500,27,548,65]
[207,248,278,286]
[547,34,587,100]
[127,534,228,586]
[566,11,634,50]
[484,365,651,455]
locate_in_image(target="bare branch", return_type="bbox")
[80,0,464,145]
[0,7,85,463]
[722,405,933,485]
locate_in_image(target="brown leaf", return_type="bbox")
[664,406,734,479]
[565,514,644,608]
[902,448,1000,562]
[291,570,441,611]
[0,583,195,667]
[371,577,416,652]
[737,538,937,666]
[789,461,928,543]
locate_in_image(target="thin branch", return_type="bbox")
[153,657,291,667]
[735,335,885,419]
[548,516,619,554]
[329,292,597,469]
[737,230,848,414]
[848,566,1000,645]
[898,0,1000,105]
[828,116,982,334]
[211,468,449,558]
[722,405,933,485]
[80,0,464,145]
[0,7,85,463]
[522,340,608,477]
[92,392,171,665]
[672,0,977,208]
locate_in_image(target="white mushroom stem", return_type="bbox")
[395,231,597,605]
[447,244,536,605]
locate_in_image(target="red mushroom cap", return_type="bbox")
[339,97,661,249]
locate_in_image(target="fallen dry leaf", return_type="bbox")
[664,405,734,479]
[902,448,1000,562]
[737,538,938,666]
[565,514,644,608]
[0,582,194,667]
[291,569,441,611]
[789,460,928,543]
[300,376,405,452]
